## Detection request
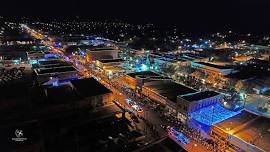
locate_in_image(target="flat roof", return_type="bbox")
[213,111,270,152]
[36,64,72,69]
[33,60,72,69]
[180,91,220,102]
[214,110,257,132]
[86,103,123,120]
[144,80,197,102]
[73,112,139,152]
[151,53,205,62]
[98,58,124,63]
[183,53,205,59]
[103,65,125,72]
[176,57,189,62]
[35,66,76,75]
[127,71,160,79]
[27,51,44,55]
[226,71,256,80]
[46,85,82,104]
[71,78,112,97]
[137,75,171,80]
[38,60,65,65]
[0,45,34,52]
[157,57,178,62]
[193,62,232,69]
[190,103,242,126]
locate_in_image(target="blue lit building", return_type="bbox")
[178,91,242,134]
[176,90,224,123]
[190,103,241,126]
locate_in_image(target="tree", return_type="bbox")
[177,65,194,75]
[161,64,176,77]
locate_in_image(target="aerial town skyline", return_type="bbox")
[0,1,270,152]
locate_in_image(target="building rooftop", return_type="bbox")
[190,103,242,126]
[143,80,197,102]
[103,65,125,72]
[73,114,140,152]
[193,62,232,69]
[157,57,178,62]
[180,91,220,102]
[33,60,71,68]
[151,53,205,62]
[87,103,123,120]
[214,110,257,132]
[35,66,76,75]
[91,47,116,51]
[213,110,270,152]
[183,53,205,59]
[35,63,72,69]
[98,58,124,63]
[32,60,72,69]
[46,85,82,105]
[38,60,66,66]
[0,46,31,59]
[136,75,171,80]
[71,78,112,98]
[226,71,256,80]
[26,51,44,55]
[127,71,160,79]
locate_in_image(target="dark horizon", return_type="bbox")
[1,0,270,33]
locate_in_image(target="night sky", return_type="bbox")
[1,0,270,33]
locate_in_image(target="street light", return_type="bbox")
[192,143,198,151]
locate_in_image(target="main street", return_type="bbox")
[25,25,217,152]
[25,25,168,144]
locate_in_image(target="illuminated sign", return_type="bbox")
[168,127,189,145]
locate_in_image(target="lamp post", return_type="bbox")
[192,143,198,152]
